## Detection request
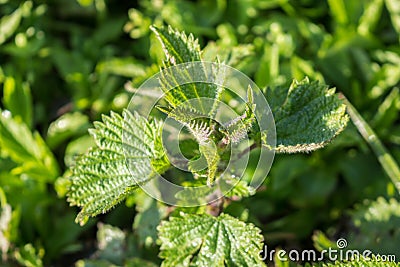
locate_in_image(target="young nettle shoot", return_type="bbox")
[67,25,348,266]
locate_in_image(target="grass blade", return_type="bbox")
[340,94,400,193]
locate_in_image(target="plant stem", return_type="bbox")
[340,93,400,194]
[236,142,259,161]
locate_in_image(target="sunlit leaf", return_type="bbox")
[96,57,147,78]
[13,243,44,267]
[0,4,23,45]
[47,112,90,148]
[0,110,59,181]
[67,110,169,225]
[2,77,32,128]
[158,213,265,267]
[150,25,223,114]
[385,0,400,41]
[265,78,348,153]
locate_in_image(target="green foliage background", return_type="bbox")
[0,0,399,266]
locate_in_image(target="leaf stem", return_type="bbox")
[235,143,259,161]
[340,93,400,194]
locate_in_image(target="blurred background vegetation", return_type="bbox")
[0,0,399,266]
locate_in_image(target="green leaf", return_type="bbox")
[353,197,400,222]
[63,135,95,168]
[96,223,126,264]
[221,86,256,144]
[358,0,384,35]
[68,148,135,225]
[0,110,59,181]
[265,78,348,153]
[346,197,400,258]
[150,25,223,114]
[150,25,236,185]
[312,231,337,252]
[2,77,33,128]
[67,109,169,225]
[96,57,147,78]
[371,87,399,130]
[133,195,165,247]
[125,8,152,39]
[150,25,201,65]
[222,178,256,199]
[158,213,265,267]
[385,0,400,42]
[0,190,12,258]
[13,243,44,267]
[174,184,214,203]
[0,4,23,45]
[327,0,348,26]
[0,110,39,163]
[164,106,215,144]
[75,259,119,267]
[74,223,148,266]
[198,141,220,186]
[202,42,255,69]
[46,112,90,149]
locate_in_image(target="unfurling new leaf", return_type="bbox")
[221,85,256,144]
[158,213,265,267]
[67,109,169,225]
[151,25,227,185]
[150,25,224,115]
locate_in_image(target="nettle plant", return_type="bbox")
[67,25,348,266]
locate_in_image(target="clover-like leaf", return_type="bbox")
[67,109,169,225]
[158,213,265,267]
[265,78,348,153]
